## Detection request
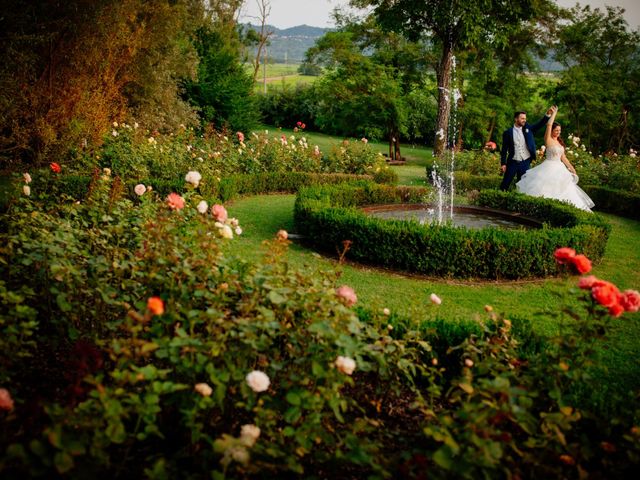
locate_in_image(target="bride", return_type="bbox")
[516,105,595,212]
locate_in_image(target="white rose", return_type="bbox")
[240,424,261,447]
[197,200,208,214]
[335,356,356,375]
[185,170,202,187]
[246,370,270,392]
[234,227,243,235]
[219,225,233,239]
[194,383,213,397]
[134,184,146,196]
[430,293,442,305]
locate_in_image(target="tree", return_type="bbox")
[0,0,205,166]
[245,0,274,83]
[184,19,260,133]
[551,5,640,153]
[351,0,553,155]
[305,15,428,159]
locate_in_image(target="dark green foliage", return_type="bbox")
[582,185,640,220]
[257,85,318,129]
[294,184,610,279]
[184,26,260,133]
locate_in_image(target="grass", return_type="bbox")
[221,163,640,405]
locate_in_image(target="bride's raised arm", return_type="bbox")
[544,105,558,146]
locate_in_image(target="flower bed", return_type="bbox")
[294,184,611,279]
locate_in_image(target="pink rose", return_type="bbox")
[336,285,357,306]
[236,131,245,143]
[211,204,228,222]
[166,193,185,210]
[620,290,640,313]
[578,275,598,289]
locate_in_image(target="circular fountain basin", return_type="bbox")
[362,204,542,230]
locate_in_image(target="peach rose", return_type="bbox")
[246,371,270,393]
[211,204,228,222]
[166,193,185,210]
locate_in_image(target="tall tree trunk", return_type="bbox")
[394,134,402,161]
[433,42,453,156]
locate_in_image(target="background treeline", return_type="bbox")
[1,0,638,169]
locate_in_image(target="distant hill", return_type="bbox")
[242,23,330,63]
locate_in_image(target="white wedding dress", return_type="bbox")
[516,144,594,212]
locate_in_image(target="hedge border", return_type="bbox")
[453,173,640,220]
[293,183,611,279]
[0,171,394,212]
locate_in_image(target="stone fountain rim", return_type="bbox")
[360,203,544,228]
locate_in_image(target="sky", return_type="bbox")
[238,0,640,29]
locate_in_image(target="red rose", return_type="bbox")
[591,280,621,308]
[620,290,640,313]
[578,275,598,289]
[50,162,61,173]
[571,254,592,274]
[301,123,306,129]
[608,303,625,317]
[554,247,576,264]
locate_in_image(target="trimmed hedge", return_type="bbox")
[582,185,640,220]
[454,172,502,192]
[294,183,611,279]
[12,171,395,208]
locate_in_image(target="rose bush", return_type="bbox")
[1,174,638,479]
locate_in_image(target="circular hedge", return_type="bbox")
[294,183,611,279]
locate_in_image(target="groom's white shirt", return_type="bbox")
[512,125,528,161]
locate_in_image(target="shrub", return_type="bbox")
[294,183,610,279]
[1,176,638,478]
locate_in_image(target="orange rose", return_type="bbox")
[554,247,576,264]
[591,280,621,308]
[571,254,592,274]
[147,297,165,315]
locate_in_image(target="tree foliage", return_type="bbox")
[350,0,555,154]
[0,0,204,166]
[551,5,640,152]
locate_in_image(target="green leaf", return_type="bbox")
[283,406,302,424]
[286,391,302,406]
[432,447,454,470]
[54,451,74,474]
[267,290,286,304]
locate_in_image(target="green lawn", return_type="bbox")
[221,163,640,405]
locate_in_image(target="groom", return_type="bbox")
[499,108,552,191]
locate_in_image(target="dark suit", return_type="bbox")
[499,114,549,191]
